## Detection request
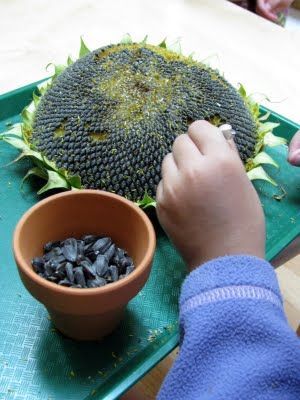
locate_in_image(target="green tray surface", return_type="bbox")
[0,82,299,400]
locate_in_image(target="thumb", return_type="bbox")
[288,130,300,166]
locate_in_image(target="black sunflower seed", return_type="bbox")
[126,265,135,275]
[81,261,96,279]
[58,279,72,287]
[116,248,127,260]
[77,240,85,256]
[65,262,74,283]
[104,244,115,263]
[87,277,107,288]
[77,255,92,266]
[31,257,44,273]
[62,238,78,262]
[43,241,61,253]
[44,261,55,276]
[109,265,119,282]
[47,276,58,283]
[74,267,86,287]
[92,237,112,253]
[53,269,66,280]
[81,234,98,244]
[93,255,109,277]
[84,242,94,252]
[85,250,100,262]
[44,247,62,261]
[51,254,66,265]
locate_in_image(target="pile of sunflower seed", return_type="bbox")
[31,235,135,288]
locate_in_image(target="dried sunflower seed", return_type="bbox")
[87,277,106,288]
[74,267,86,287]
[43,241,61,253]
[93,255,109,277]
[81,261,96,279]
[31,257,44,273]
[62,238,78,262]
[81,234,98,244]
[109,265,119,282]
[65,262,74,283]
[44,247,62,261]
[104,244,115,262]
[92,237,112,253]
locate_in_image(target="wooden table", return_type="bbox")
[1,0,300,398]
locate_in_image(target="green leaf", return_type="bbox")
[158,38,167,48]
[21,167,48,188]
[21,148,44,162]
[79,37,90,58]
[6,123,23,138]
[42,155,57,171]
[252,152,279,168]
[135,192,156,209]
[2,135,29,151]
[68,174,82,188]
[67,56,74,66]
[120,33,133,45]
[247,166,277,186]
[32,92,40,107]
[263,132,287,147]
[258,111,271,121]
[141,35,148,44]
[37,170,70,195]
[258,121,280,134]
[21,108,34,125]
[37,79,51,95]
[238,83,247,98]
[46,63,66,78]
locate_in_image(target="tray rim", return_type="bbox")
[1,80,300,400]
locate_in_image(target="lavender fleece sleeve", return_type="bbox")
[157,255,300,400]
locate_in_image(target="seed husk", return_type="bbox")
[65,262,74,283]
[58,279,72,287]
[109,265,119,282]
[126,265,135,275]
[92,237,112,253]
[44,247,62,261]
[87,277,107,288]
[74,267,86,287]
[77,240,85,256]
[104,244,115,262]
[44,241,61,253]
[62,238,78,262]
[31,257,44,273]
[93,254,109,277]
[81,234,98,244]
[81,261,97,279]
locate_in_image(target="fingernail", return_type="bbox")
[288,149,300,166]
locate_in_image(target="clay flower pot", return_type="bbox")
[13,190,156,341]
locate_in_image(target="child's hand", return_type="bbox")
[156,121,265,270]
[288,130,300,166]
[256,0,293,22]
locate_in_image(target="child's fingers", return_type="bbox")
[172,133,203,168]
[188,120,229,155]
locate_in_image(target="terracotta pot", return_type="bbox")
[13,190,156,341]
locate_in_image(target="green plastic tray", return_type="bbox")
[0,81,300,400]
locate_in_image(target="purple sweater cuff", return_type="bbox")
[180,255,283,315]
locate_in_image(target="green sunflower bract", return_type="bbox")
[1,36,286,207]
